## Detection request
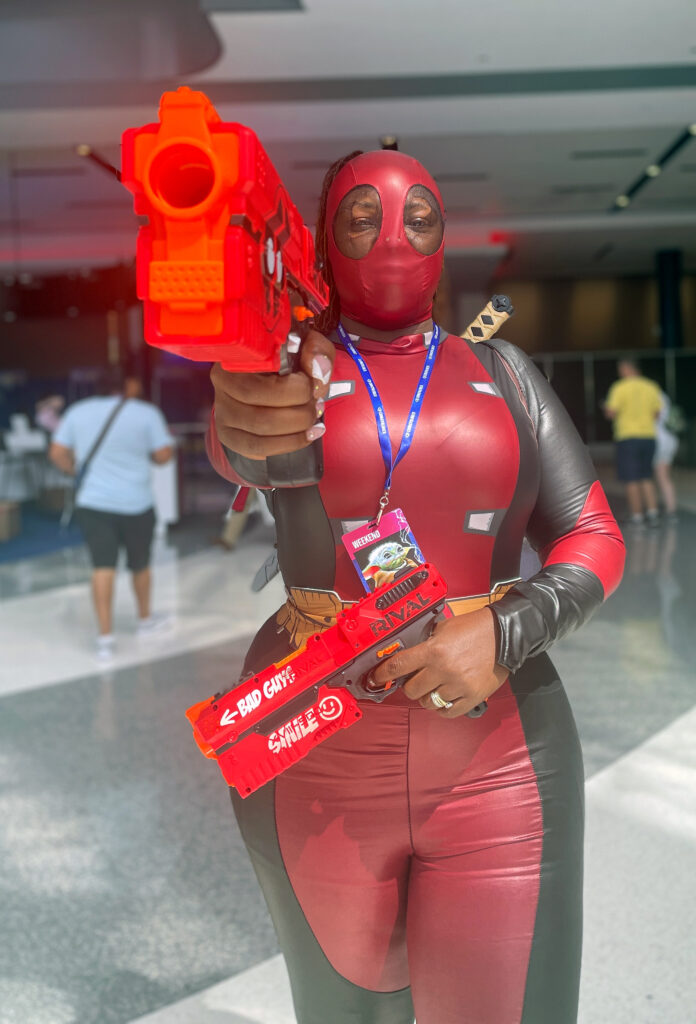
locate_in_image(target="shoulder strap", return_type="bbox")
[74,397,128,494]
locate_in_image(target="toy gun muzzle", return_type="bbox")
[145,141,224,216]
[121,87,327,371]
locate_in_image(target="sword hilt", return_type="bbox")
[461,294,514,343]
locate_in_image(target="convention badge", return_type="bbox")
[342,508,425,593]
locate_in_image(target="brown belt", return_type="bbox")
[276,580,519,650]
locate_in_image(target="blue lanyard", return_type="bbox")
[335,323,442,523]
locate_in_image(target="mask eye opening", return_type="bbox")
[332,184,383,261]
[403,185,444,255]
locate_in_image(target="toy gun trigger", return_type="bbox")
[362,638,407,696]
[278,305,316,375]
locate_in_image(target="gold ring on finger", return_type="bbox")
[430,688,454,710]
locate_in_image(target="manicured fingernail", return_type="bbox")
[306,422,326,442]
[311,355,332,386]
[315,397,325,416]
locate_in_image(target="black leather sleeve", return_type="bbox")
[224,447,274,488]
[492,563,605,672]
[480,338,622,673]
[223,443,324,488]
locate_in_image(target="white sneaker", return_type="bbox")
[136,613,173,637]
[645,509,660,528]
[96,634,115,662]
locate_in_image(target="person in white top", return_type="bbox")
[49,368,174,660]
[654,390,679,522]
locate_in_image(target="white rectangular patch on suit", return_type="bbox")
[466,511,496,533]
[469,381,502,397]
[327,381,355,400]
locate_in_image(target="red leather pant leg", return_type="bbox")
[404,685,545,1024]
[274,697,413,994]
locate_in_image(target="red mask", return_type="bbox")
[325,151,444,330]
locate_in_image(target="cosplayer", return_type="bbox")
[207,150,625,1024]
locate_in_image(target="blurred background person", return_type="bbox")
[604,359,662,527]
[216,486,276,551]
[34,392,65,436]
[654,388,680,522]
[49,366,174,661]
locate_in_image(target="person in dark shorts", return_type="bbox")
[604,359,662,526]
[75,506,155,574]
[49,368,174,661]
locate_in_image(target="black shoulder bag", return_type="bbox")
[60,398,128,528]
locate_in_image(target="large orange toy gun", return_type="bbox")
[121,86,328,482]
[185,564,487,798]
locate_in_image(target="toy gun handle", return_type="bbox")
[265,308,323,487]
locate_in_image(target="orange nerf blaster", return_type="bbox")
[120,86,328,373]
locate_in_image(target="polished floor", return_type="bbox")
[1,493,695,1024]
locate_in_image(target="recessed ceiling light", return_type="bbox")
[689,124,696,136]
[646,164,661,177]
[615,195,630,207]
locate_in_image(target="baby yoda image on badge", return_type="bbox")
[362,540,420,591]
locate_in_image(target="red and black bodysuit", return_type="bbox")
[206,152,625,1024]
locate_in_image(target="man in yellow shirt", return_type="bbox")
[604,360,662,526]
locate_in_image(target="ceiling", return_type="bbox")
[1,0,695,283]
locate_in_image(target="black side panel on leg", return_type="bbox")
[510,654,585,1024]
[231,782,415,1024]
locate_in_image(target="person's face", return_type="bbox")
[325,150,445,330]
[332,183,443,261]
